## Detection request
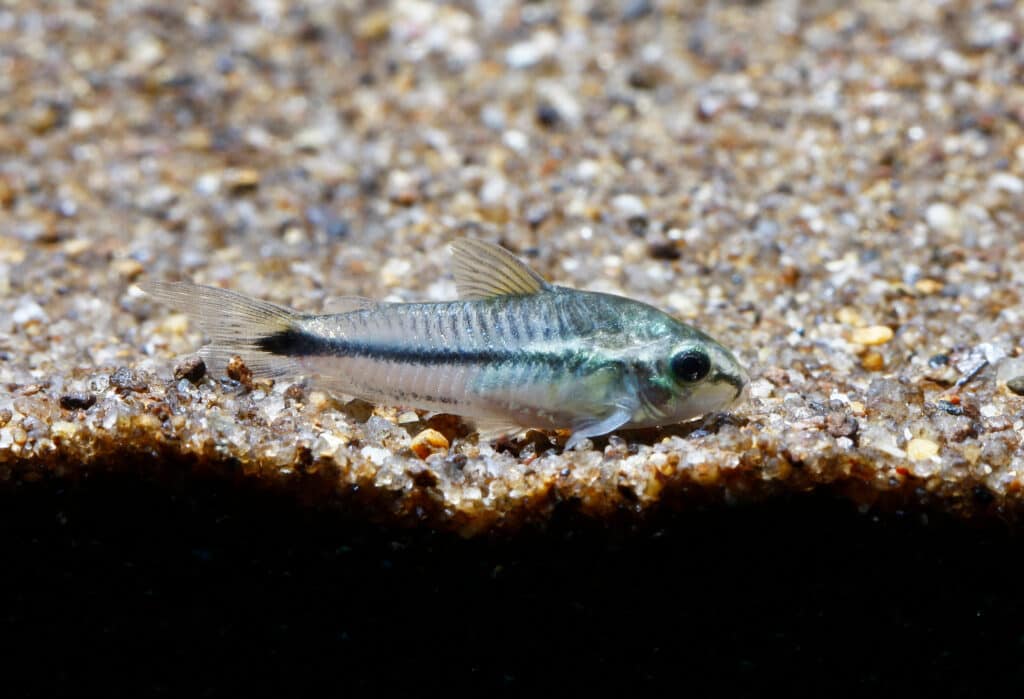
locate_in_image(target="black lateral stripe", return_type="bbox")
[256,327,550,366]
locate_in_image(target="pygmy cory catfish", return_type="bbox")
[144,239,748,448]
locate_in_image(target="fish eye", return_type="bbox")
[670,349,711,382]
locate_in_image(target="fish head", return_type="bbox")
[631,323,749,426]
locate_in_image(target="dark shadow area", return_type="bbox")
[1,474,1023,696]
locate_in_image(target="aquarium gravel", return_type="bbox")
[2,0,1024,534]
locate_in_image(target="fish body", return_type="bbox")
[144,240,747,447]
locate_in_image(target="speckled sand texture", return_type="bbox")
[3,1,1024,534]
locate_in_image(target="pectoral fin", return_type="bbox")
[565,403,636,450]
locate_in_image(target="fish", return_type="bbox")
[142,239,748,448]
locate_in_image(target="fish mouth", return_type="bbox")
[714,368,748,398]
[710,362,750,410]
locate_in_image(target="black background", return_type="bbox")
[2,475,1022,696]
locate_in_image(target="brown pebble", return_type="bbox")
[851,325,894,346]
[914,278,943,295]
[779,266,801,287]
[27,103,59,134]
[627,65,661,90]
[0,176,15,208]
[690,462,720,486]
[1006,376,1024,396]
[225,168,260,194]
[836,307,863,326]
[762,367,789,386]
[410,428,450,459]
[226,355,254,388]
[389,188,418,206]
[181,128,212,150]
[862,351,885,371]
[59,392,97,410]
[173,356,206,384]
[0,408,11,428]
[425,413,471,441]
[284,383,306,403]
[647,241,681,260]
[110,366,147,393]
[407,465,439,488]
[826,412,859,440]
[355,9,391,40]
[112,258,145,280]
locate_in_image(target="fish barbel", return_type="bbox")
[143,239,748,448]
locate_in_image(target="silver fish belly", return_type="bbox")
[144,239,748,447]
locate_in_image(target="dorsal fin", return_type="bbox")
[449,239,549,300]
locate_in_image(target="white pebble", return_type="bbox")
[380,258,412,287]
[12,299,48,325]
[861,425,905,458]
[611,194,646,218]
[360,445,389,466]
[925,202,960,234]
[996,356,1024,383]
[911,458,939,478]
[666,292,699,318]
[195,172,220,195]
[502,130,528,152]
[537,80,581,126]
[979,342,1007,365]
[749,379,774,400]
[575,160,601,181]
[938,50,971,76]
[480,177,507,205]
[101,408,119,431]
[505,31,557,68]
[980,404,1001,419]
[989,172,1024,194]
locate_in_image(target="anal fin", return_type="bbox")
[472,419,532,444]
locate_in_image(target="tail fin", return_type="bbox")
[142,281,302,379]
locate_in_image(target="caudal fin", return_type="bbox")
[142,281,302,379]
